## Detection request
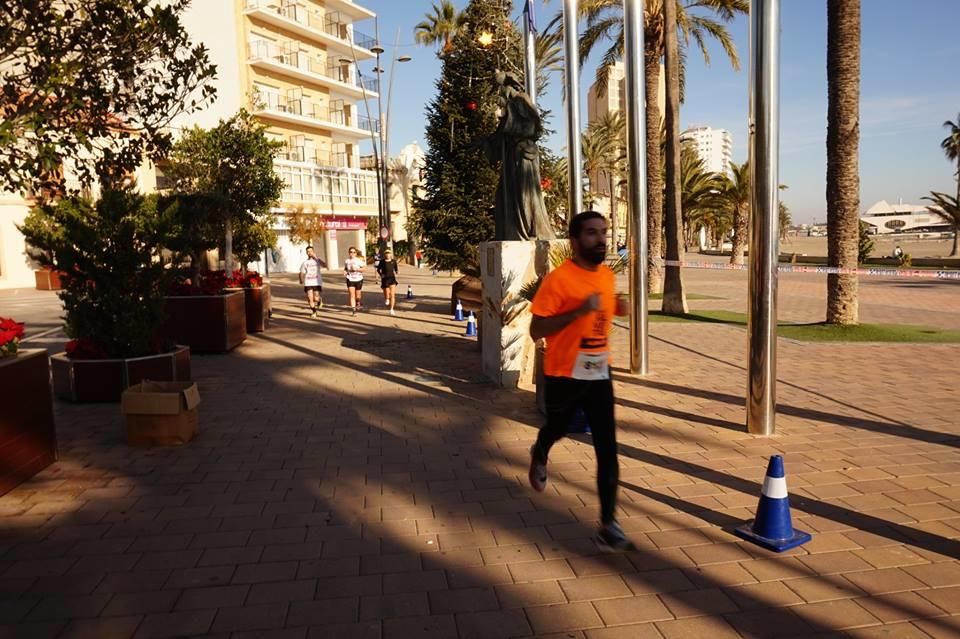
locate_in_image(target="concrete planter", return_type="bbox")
[0,350,57,495]
[51,346,191,403]
[163,291,247,353]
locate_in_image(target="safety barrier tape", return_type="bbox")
[651,259,960,280]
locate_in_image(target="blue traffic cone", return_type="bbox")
[406,285,414,300]
[454,299,464,321]
[734,455,811,552]
[465,311,477,337]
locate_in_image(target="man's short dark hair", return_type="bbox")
[569,211,605,239]
[306,245,314,251]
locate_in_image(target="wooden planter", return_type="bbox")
[51,346,191,403]
[0,350,57,495]
[224,284,270,333]
[163,291,247,353]
[34,269,63,291]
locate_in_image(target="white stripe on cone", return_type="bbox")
[762,476,788,499]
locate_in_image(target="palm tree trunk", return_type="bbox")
[644,49,664,295]
[660,0,687,314]
[826,0,861,325]
[608,169,618,251]
[731,206,747,265]
[952,225,959,257]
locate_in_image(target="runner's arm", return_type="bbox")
[530,294,600,341]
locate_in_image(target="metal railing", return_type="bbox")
[357,115,379,133]
[252,92,350,129]
[247,39,369,91]
[245,1,378,52]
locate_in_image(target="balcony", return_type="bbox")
[274,158,378,208]
[252,91,370,139]
[247,40,376,100]
[244,1,377,59]
[279,147,351,169]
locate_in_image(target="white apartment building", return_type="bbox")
[680,125,733,176]
[0,0,381,289]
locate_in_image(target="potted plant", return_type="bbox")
[0,316,57,494]
[164,268,248,353]
[18,188,192,402]
[34,265,64,291]
[224,269,270,333]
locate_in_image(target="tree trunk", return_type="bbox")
[644,50,664,294]
[224,217,234,275]
[608,169,618,252]
[660,0,687,314]
[951,225,959,257]
[731,205,748,265]
[826,0,861,325]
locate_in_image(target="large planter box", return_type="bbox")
[34,269,63,291]
[164,291,247,353]
[224,284,270,333]
[0,350,57,495]
[51,346,191,403]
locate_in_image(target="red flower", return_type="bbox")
[244,271,263,288]
[0,317,25,341]
[65,337,105,360]
[540,177,553,191]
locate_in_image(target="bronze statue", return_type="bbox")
[486,71,556,241]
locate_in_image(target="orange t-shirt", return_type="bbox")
[531,260,616,379]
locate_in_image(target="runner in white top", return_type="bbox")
[344,246,365,315]
[299,246,327,318]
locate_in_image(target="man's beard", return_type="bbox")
[578,243,606,265]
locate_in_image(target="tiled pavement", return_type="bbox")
[1,269,958,638]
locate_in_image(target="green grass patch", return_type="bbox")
[649,310,960,343]
[648,292,724,301]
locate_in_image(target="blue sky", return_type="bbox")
[358,0,960,223]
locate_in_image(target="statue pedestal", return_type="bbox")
[479,240,560,389]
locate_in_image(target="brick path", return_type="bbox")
[1,269,958,638]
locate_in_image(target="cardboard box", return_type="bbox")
[121,381,200,447]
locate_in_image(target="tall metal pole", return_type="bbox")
[562,0,583,219]
[747,0,781,435]
[383,28,403,248]
[346,43,383,245]
[624,0,649,376]
[372,19,386,253]
[522,0,537,104]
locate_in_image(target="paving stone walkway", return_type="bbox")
[1,269,958,639]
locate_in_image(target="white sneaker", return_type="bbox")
[390,309,395,316]
[385,300,390,307]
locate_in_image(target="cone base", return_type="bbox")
[734,521,811,552]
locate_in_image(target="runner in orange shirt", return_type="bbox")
[528,211,633,552]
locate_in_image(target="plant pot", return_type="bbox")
[34,269,63,291]
[163,291,247,353]
[50,346,191,403]
[0,350,57,495]
[224,284,270,333]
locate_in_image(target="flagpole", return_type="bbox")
[523,0,537,104]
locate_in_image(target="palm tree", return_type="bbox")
[581,123,615,209]
[922,191,960,256]
[678,145,724,249]
[414,0,465,55]
[825,0,861,325]
[534,28,564,96]
[574,0,747,294]
[661,0,686,313]
[592,112,626,249]
[717,160,749,264]
[940,113,960,208]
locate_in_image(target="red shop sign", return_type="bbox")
[324,215,371,230]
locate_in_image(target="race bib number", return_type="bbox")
[572,351,610,381]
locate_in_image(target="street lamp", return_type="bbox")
[370,32,411,252]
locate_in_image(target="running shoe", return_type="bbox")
[390,309,396,316]
[596,520,636,552]
[528,444,547,493]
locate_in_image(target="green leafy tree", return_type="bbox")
[18,189,176,358]
[165,109,283,275]
[411,0,524,272]
[0,0,216,195]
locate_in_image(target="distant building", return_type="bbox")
[860,200,950,235]
[680,126,733,175]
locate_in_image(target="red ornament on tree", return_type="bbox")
[465,100,477,111]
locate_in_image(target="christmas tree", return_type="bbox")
[412,0,525,272]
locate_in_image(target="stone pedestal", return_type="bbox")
[479,241,554,389]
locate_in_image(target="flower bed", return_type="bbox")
[51,345,191,403]
[222,271,269,333]
[0,317,25,358]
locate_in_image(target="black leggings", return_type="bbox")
[534,376,618,525]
